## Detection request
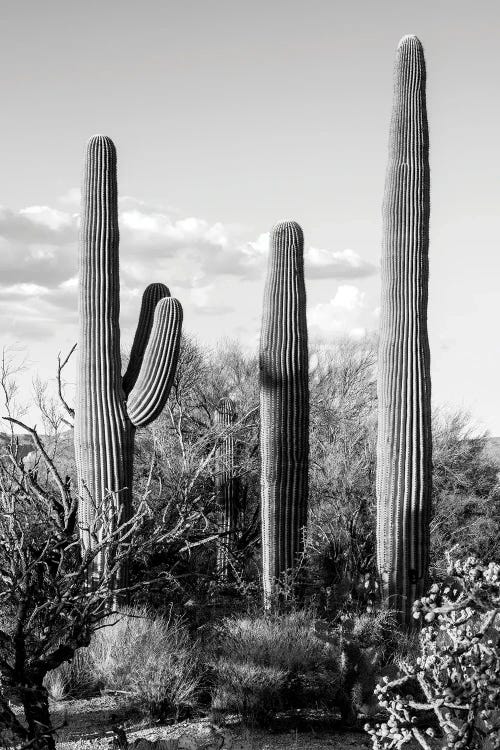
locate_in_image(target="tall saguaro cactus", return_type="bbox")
[75,135,183,584]
[260,221,309,605]
[376,36,432,625]
[214,397,238,580]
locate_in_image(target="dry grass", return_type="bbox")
[44,606,201,720]
[44,648,96,702]
[211,610,342,722]
[89,606,201,719]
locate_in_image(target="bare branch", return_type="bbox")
[3,416,71,519]
[57,343,76,420]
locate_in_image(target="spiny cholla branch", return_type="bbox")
[367,557,500,750]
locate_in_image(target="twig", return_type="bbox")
[3,416,70,516]
[57,344,76,419]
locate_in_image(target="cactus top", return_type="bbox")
[398,34,421,47]
[387,35,427,170]
[260,221,306,370]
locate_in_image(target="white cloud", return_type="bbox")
[0,205,75,246]
[119,210,230,258]
[238,236,376,280]
[119,195,182,216]
[189,281,234,315]
[190,283,212,308]
[59,276,78,290]
[19,206,73,232]
[308,284,366,337]
[239,232,270,275]
[1,283,50,297]
[305,246,376,279]
[308,302,343,336]
[349,326,367,339]
[0,207,76,292]
[332,284,365,311]
[0,197,374,342]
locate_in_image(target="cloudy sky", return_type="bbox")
[1,1,500,432]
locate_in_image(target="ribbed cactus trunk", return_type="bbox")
[260,221,309,606]
[376,36,432,626]
[75,135,183,590]
[214,397,238,581]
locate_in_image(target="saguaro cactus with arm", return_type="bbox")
[376,36,432,625]
[75,135,183,585]
[260,221,309,605]
[214,397,238,580]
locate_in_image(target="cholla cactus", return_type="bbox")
[75,135,183,584]
[260,221,309,604]
[367,557,500,750]
[376,35,432,625]
[214,397,239,580]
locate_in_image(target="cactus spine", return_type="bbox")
[214,397,238,580]
[376,36,432,625]
[75,135,183,585]
[260,221,309,605]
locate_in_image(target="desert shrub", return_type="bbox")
[431,493,500,577]
[43,648,96,701]
[88,606,202,720]
[308,371,500,613]
[313,608,403,722]
[128,336,261,616]
[210,609,343,723]
[338,608,399,662]
[432,411,499,500]
[431,410,500,577]
[212,660,288,722]
[367,557,500,749]
[307,338,378,611]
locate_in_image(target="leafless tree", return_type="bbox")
[307,336,378,606]
[0,352,204,750]
[135,336,260,598]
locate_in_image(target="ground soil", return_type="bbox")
[45,696,430,750]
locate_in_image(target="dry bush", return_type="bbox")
[43,649,96,702]
[88,606,201,720]
[431,409,500,577]
[210,609,343,723]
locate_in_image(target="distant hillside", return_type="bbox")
[22,429,76,480]
[4,430,500,483]
[0,430,76,482]
[0,432,37,461]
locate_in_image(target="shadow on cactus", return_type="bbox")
[260,221,309,607]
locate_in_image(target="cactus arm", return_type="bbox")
[260,220,309,605]
[122,283,170,396]
[376,35,432,625]
[126,297,183,428]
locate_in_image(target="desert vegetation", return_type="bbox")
[1,32,499,750]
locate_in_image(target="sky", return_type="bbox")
[1,0,500,433]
